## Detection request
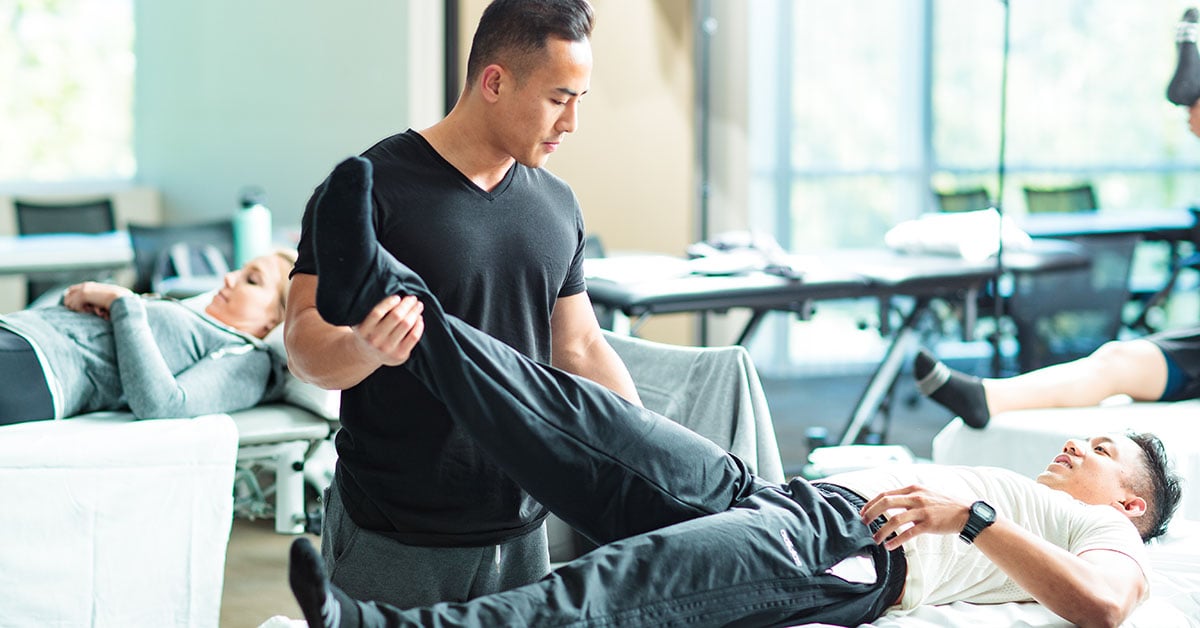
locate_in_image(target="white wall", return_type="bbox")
[8,2,704,341]
[133,0,438,227]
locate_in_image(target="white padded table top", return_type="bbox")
[230,402,331,446]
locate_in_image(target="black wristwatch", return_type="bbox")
[959,500,996,544]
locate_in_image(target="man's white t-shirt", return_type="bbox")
[824,464,1149,610]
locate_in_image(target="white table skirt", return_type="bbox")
[0,413,238,628]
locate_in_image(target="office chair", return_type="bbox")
[127,220,236,297]
[1022,184,1097,214]
[583,232,606,259]
[1129,206,1200,331]
[1024,184,1200,333]
[14,198,117,305]
[934,187,992,213]
[1024,184,1189,333]
[582,233,614,330]
[1007,234,1138,371]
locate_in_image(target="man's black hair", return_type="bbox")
[1127,431,1183,542]
[465,0,595,85]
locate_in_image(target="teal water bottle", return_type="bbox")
[233,186,273,267]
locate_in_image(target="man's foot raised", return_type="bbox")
[913,349,991,429]
[312,156,428,327]
[288,538,345,628]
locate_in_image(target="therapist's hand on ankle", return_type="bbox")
[350,294,426,367]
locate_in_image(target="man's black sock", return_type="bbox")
[312,156,427,327]
[913,349,990,429]
[288,538,348,628]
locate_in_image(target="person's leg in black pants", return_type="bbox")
[292,157,888,628]
[312,155,755,544]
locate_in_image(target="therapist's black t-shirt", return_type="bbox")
[293,129,587,546]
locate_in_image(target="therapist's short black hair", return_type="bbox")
[465,0,594,85]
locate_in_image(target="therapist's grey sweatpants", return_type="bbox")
[321,479,550,609]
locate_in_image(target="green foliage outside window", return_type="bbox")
[1,0,134,183]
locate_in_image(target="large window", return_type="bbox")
[931,1,1200,209]
[712,0,1200,372]
[1,0,134,184]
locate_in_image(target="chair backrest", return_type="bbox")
[1007,234,1137,371]
[14,198,116,235]
[14,198,118,304]
[546,330,783,562]
[601,330,783,480]
[127,221,236,294]
[583,233,606,259]
[934,187,991,213]
[1022,184,1097,214]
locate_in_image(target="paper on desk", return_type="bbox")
[684,250,766,276]
[884,208,1032,262]
[586,252,806,282]
[584,255,694,283]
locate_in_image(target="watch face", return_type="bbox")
[960,500,996,544]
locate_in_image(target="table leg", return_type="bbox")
[835,299,927,447]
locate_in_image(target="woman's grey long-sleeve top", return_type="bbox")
[1,295,286,419]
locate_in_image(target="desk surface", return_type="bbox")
[587,240,1089,317]
[0,232,133,275]
[584,254,867,315]
[588,241,1092,447]
[1016,208,1197,241]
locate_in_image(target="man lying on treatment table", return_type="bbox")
[288,156,1184,628]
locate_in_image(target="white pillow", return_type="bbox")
[884,208,1032,262]
[262,326,341,421]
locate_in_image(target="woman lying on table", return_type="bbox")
[0,249,296,425]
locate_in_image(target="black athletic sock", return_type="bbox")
[288,538,352,628]
[913,349,990,429]
[313,156,429,327]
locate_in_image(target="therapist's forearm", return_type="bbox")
[286,309,382,390]
[284,275,385,390]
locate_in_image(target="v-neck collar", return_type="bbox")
[409,130,517,201]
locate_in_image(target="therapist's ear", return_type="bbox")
[480,65,505,103]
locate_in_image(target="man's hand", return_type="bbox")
[349,294,425,367]
[860,484,973,551]
[62,281,135,320]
